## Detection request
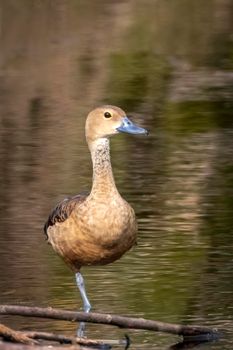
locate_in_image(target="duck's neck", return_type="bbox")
[89,138,119,197]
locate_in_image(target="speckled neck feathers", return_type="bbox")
[89,138,118,197]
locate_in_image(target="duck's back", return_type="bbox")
[44,194,87,238]
[44,194,87,270]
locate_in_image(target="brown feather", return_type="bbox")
[44,194,87,239]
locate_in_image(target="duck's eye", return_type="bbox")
[104,112,112,119]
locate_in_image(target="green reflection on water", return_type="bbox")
[165,99,233,134]
[106,51,171,113]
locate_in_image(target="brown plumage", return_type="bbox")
[44,105,148,335]
[45,190,136,271]
[44,194,87,239]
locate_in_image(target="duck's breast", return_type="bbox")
[47,195,137,270]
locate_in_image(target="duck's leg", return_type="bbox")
[76,272,91,312]
[75,272,91,337]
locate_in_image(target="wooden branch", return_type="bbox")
[0,324,37,345]
[23,330,127,347]
[0,344,84,350]
[0,304,218,338]
[0,321,127,348]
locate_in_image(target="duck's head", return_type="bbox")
[85,105,148,144]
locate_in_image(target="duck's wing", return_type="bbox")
[44,193,88,239]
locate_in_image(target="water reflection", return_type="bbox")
[1,1,233,349]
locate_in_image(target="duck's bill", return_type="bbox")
[116,117,149,135]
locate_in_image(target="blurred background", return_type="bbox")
[0,1,233,349]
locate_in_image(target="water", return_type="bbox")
[0,1,233,349]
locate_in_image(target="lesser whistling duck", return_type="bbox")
[44,105,148,335]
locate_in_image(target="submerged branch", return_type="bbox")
[0,344,83,350]
[0,304,217,338]
[0,324,37,345]
[0,323,125,348]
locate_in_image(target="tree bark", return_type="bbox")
[0,304,218,338]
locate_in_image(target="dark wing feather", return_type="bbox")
[44,193,88,239]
